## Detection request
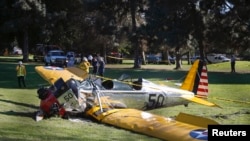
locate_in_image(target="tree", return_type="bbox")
[201,0,250,56]
[82,0,146,67]
[0,0,46,62]
[1,0,249,63]
[143,0,200,69]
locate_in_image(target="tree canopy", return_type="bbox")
[0,0,249,65]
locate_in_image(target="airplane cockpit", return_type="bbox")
[101,74,143,91]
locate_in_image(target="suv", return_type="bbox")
[33,44,61,62]
[44,50,68,67]
[206,54,230,63]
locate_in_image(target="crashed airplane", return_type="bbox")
[35,59,219,141]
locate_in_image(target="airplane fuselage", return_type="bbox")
[76,78,195,110]
[98,86,194,110]
[50,77,198,113]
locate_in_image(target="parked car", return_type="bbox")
[206,54,230,63]
[44,50,68,67]
[210,55,230,63]
[146,55,162,64]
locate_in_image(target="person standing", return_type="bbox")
[16,61,26,88]
[98,57,105,77]
[230,54,236,73]
[79,57,91,78]
[88,54,93,64]
[92,56,98,75]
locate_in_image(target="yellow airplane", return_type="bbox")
[35,60,220,140]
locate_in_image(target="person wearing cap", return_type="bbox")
[16,61,26,88]
[79,57,90,78]
[97,57,105,77]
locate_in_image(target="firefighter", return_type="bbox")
[16,61,26,88]
[79,57,90,78]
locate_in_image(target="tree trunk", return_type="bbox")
[130,0,141,68]
[141,50,146,65]
[23,29,29,62]
[163,49,172,65]
[174,49,182,69]
[192,3,205,62]
[188,51,191,65]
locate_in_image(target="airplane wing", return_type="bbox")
[85,82,219,141]
[35,66,87,85]
[87,105,219,141]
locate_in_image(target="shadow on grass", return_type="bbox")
[0,99,38,109]
[0,98,38,120]
[0,111,36,120]
[208,71,250,84]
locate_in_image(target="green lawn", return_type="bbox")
[0,57,250,141]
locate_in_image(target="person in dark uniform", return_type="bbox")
[230,54,236,73]
[98,57,105,77]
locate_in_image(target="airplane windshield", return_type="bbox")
[117,74,132,81]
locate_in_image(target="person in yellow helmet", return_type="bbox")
[79,57,90,78]
[16,61,26,88]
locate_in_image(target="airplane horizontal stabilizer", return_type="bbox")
[176,112,219,128]
[182,96,221,108]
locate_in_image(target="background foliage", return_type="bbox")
[0,0,250,66]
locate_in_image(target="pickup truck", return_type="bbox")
[44,50,68,67]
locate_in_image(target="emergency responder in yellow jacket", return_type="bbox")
[79,57,90,78]
[16,61,26,88]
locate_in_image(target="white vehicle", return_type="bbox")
[33,44,61,62]
[191,54,230,64]
[44,50,68,67]
[207,54,230,63]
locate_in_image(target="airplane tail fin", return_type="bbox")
[180,60,208,99]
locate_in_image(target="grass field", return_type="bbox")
[0,56,250,141]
